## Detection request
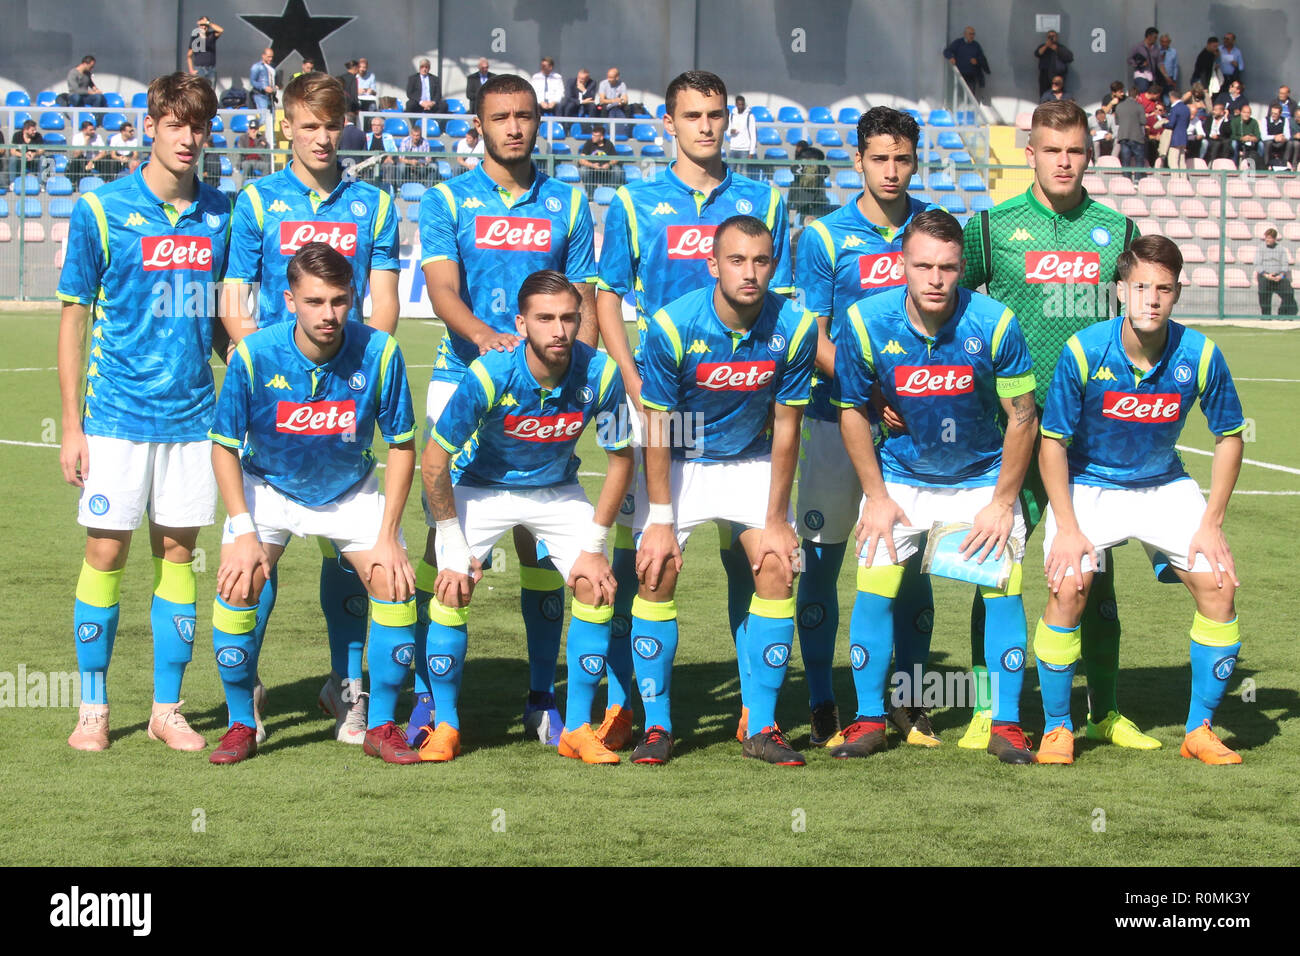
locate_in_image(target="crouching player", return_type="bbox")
[833,210,1038,763]
[631,215,816,766]
[418,270,634,763]
[207,243,420,764]
[1035,235,1246,765]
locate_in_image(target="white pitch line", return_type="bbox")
[1177,444,1300,475]
[1235,377,1300,383]
[0,366,56,372]
[0,439,58,448]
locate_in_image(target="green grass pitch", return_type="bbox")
[1,311,1297,866]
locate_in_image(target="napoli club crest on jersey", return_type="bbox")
[735,198,753,215]
[1090,226,1111,247]
[1173,363,1193,384]
[546,196,563,213]
[205,212,221,230]
[964,336,983,355]
[349,372,367,390]
[350,200,368,218]
[577,385,594,404]
[768,333,786,353]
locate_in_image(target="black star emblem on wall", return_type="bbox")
[242,0,353,73]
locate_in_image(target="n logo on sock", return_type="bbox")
[1213,656,1237,681]
[76,623,102,643]
[763,643,791,668]
[1000,648,1025,672]
[850,644,868,670]
[216,646,247,667]
[173,616,196,644]
[579,654,606,676]
[428,654,455,677]
[633,636,662,660]
[392,643,415,666]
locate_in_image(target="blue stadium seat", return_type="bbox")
[549,142,571,155]
[950,151,973,163]
[555,163,581,184]
[21,197,41,217]
[102,112,125,132]
[43,132,67,145]
[632,123,657,143]
[219,156,233,176]
[958,172,986,192]
[445,119,471,138]
[777,106,804,124]
[914,192,932,205]
[77,112,96,129]
[623,165,640,182]
[49,197,75,218]
[385,117,409,136]
[750,105,773,123]
[104,92,125,108]
[210,114,223,131]
[969,194,994,213]
[809,106,834,124]
[5,91,30,106]
[926,151,942,164]
[78,176,104,193]
[210,133,227,147]
[399,183,426,202]
[927,173,956,192]
[773,168,794,187]
[956,109,976,125]
[131,92,148,109]
[543,120,566,141]
[11,110,31,127]
[763,147,789,160]
[907,178,925,191]
[0,199,7,216]
[655,104,666,119]
[640,143,665,157]
[218,177,237,195]
[757,127,781,146]
[927,109,955,127]
[444,98,467,114]
[837,107,861,126]
[902,108,923,123]
[46,175,73,196]
[826,148,850,162]
[405,203,420,222]
[15,175,41,196]
[593,186,616,206]
[53,154,68,172]
[426,141,445,152]
[570,123,589,141]
[613,142,633,156]
[937,130,964,149]
[815,128,842,147]
[940,194,966,214]
[785,128,804,145]
[424,118,441,137]
[834,169,859,189]
[36,91,57,106]
[229,113,248,133]
[39,111,66,130]
[437,159,453,179]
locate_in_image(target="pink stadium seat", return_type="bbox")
[50,221,69,242]
[1191,267,1219,287]
[23,222,44,242]
[1239,200,1267,220]
[1082,174,1107,195]
[1226,179,1253,198]
[1209,200,1237,219]
[1237,244,1256,264]
[1015,112,1033,131]
[1096,196,1119,211]
[1283,181,1300,200]
[1226,221,1251,241]
[1284,222,1300,242]
[1136,218,1161,235]
[1195,178,1221,198]
[1178,269,1190,284]
[53,247,64,268]
[1253,180,1281,199]
[1266,201,1296,221]
[1187,157,1209,171]
[1254,221,1277,240]
[1137,177,1165,197]
[1195,220,1220,239]
[0,223,10,242]
[1150,198,1178,217]
[1182,244,1206,263]
[1095,155,1121,169]
[1210,159,1237,171]
[1163,219,1194,239]
[1204,243,1235,263]
[1224,268,1252,289]
[1180,199,1209,218]
[1108,176,1137,196]
[1167,178,1195,197]
[1120,198,1149,218]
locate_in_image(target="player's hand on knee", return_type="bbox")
[857,496,907,566]
[1189,525,1240,589]
[363,537,416,602]
[568,551,617,606]
[1045,529,1096,594]
[435,568,474,608]
[60,429,89,487]
[753,520,799,587]
[635,524,681,592]
[218,537,271,605]
[961,500,1015,563]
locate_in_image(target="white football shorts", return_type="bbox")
[796,416,862,544]
[78,436,216,531]
[858,481,1026,567]
[224,470,399,553]
[632,455,791,548]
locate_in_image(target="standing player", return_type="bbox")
[222,71,400,745]
[1035,236,1245,765]
[792,106,942,749]
[417,270,634,763]
[415,73,599,747]
[957,100,1150,751]
[56,73,231,752]
[631,216,815,766]
[208,243,418,765]
[833,210,1038,764]
[597,71,793,749]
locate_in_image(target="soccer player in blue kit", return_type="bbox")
[833,210,1038,764]
[414,73,600,747]
[222,71,400,745]
[57,73,232,752]
[630,215,816,766]
[596,71,794,750]
[207,243,419,765]
[415,270,633,763]
[1034,235,1247,766]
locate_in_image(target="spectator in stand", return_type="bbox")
[1256,228,1297,315]
[356,57,378,112]
[726,94,757,173]
[7,119,52,183]
[1101,79,1126,113]
[238,116,269,182]
[0,130,7,192]
[1129,27,1161,94]
[453,125,482,172]
[789,139,833,222]
[337,110,366,178]
[67,55,108,110]
[1039,74,1074,103]
[944,25,990,98]
[562,68,597,121]
[337,59,361,113]
[398,121,434,184]
[1091,108,1115,156]
[465,58,494,114]
[1166,90,1192,174]
[1145,98,1169,167]
[1216,78,1246,117]
[106,119,140,178]
[186,16,223,89]
[70,119,108,179]
[250,47,278,126]
[1192,37,1223,95]
[532,57,565,116]
[577,124,615,197]
[1112,84,1147,178]
[597,66,629,137]
[1185,88,1209,159]
[1219,32,1244,91]
[1231,103,1262,167]
[1203,100,1234,162]
[1035,30,1074,96]
[364,114,398,186]
[1158,34,1179,97]
[294,58,316,80]
[1263,103,1295,168]
[405,59,444,114]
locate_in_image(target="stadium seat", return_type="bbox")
[902,108,923,123]
[641,143,665,157]
[210,115,223,132]
[1191,267,1218,287]
[1187,157,1209,171]
[5,90,31,106]
[941,195,966,214]
[1282,222,1300,242]
[1180,199,1209,218]
[399,182,426,202]
[1137,177,1165,197]
[924,150,942,164]
[549,142,571,155]
[623,165,641,182]
[834,169,859,189]
[19,197,40,217]
[1226,179,1253,198]
[437,160,453,179]
[49,197,75,217]
[1109,177,1137,197]
[1095,196,1119,211]
[219,156,233,176]
[444,99,467,114]
[1224,268,1251,289]
[422,118,441,137]
[1210,158,1236,171]
[1236,244,1257,265]
[555,163,581,184]
[613,142,633,156]
[632,123,657,143]
[750,105,773,123]
[39,111,65,130]
[76,111,96,129]
[131,92,148,108]
[1167,177,1196,197]
[1267,200,1296,221]
[1163,219,1194,239]
[104,92,125,109]
[1226,221,1252,241]
[1209,200,1237,219]
[43,132,66,145]
[51,220,68,242]
[950,151,973,163]
[757,126,781,146]
[210,133,226,147]
[1150,198,1177,218]
[809,106,834,125]
[103,112,126,132]
[35,91,56,106]
[1082,173,1107,195]
[1095,155,1121,169]
[53,154,68,172]
[773,168,794,187]
[404,203,419,222]
[445,119,471,138]
[14,175,40,196]
[385,117,409,136]
[11,110,31,127]
[78,176,103,192]
[542,120,566,141]
[837,107,861,126]
[1195,178,1221,198]
[567,123,588,141]
[46,175,73,196]
[1253,179,1281,200]
[1195,221,1220,239]
[1283,181,1300,200]
[593,185,617,206]
[826,148,850,161]
[969,194,994,213]
[218,177,237,194]
[229,113,248,133]
[957,172,985,192]
[1014,111,1032,131]
[0,198,7,216]
[23,220,44,242]
[815,128,842,147]
[777,106,804,124]
[1182,243,1206,263]
[1120,198,1149,218]
[937,130,963,149]
[914,192,933,205]
[927,109,955,127]
[928,173,956,192]
[0,222,11,242]
[764,146,789,160]
[1204,243,1234,262]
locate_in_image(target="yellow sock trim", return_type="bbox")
[856,563,905,598]
[1190,612,1240,648]
[371,597,417,628]
[155,559,197,604]
[152,556,163,593]
[316,535,335,558]
[1034,618,1081,667]
[631,596,677,622]
[614,524,635,550]
[979,562,1023,599]
[415,558,439,593]
[76,562,123,608]
[213,599,257,634]
[428,596,470,628]
[572,598,614,624]
[749,594,796,619]
[520,566,565,591]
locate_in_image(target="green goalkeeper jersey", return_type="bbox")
[961,186,1138,404]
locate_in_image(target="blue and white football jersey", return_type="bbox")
[833,286,1035,487]
[418,164,597,384]
[1041,317,1245,488]
[210,321,415,506]
[224,161,399,327]
[56,162,232,442]
[639,287,817,462]
[431,341,628,488]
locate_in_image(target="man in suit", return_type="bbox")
[407,59,445,114]
[562,68,597,120]
[465,57,493,114]
[336,59,360,113]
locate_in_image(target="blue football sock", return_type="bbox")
[424,597,469,730]
[213,596,259,728]
[320,554,368,682]
[849,564,904,720]
[1187,613,1241,733]
[796,539,846,708]
[411,559,438,697]
[891,558,934,705]
[252,564,278,658]
[979,564,1027,724]
[719,537,757,706]
[1034,619,1081,732]
[606,535,637,710]
[631,597,678,733]
[745,595,796,734]
[74,562,121,706]
[520,564,565,694]
[565,600,613,731]
[366,597,416,729]
[150,558,197,704]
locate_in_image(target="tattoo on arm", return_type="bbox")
[1011,391,1036,427]
[428,462,457,522]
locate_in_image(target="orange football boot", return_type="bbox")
[559,723,620,764]
[1180,721,1242,765]
[1036,726,1075,765]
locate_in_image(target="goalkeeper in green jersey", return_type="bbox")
[956,100,1156,752]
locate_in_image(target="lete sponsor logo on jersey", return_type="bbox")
[279,221,359,256]
[858,251,905,289]
[140,236,213,270]
[502,413,585,441]
[1023,251,1102,284]
[666,225,716,259]
[474,216,552,251]
[1100,391,1181,422]
[894,365,975,396]
[275,400,358,434]
[696,360,776,391]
